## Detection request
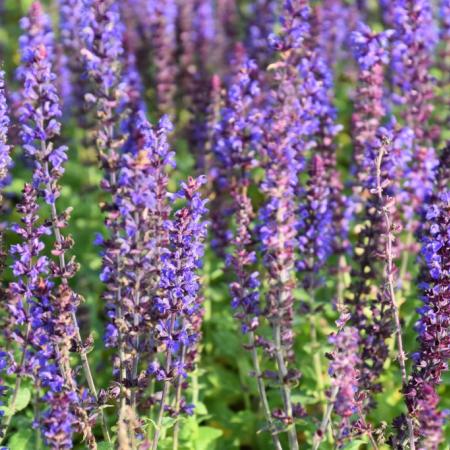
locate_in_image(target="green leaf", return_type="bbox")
[13,387,31,413]
[195,402,208,416]
[341,438,368,450]
[97,442,114,450]
[1,387,32,417]
[7,429,32,450]
[195,426,223,450]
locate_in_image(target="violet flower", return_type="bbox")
[0,71,11,195]
[391,0,439,222]
[314,0,355,68]
[328,324,361,442]
[146,0,178,114]
[17,1,68,206]
[440,0,450,75]
[16,3,105,445]
[150,176,208,449]
[297,155,334,289]
[215,0,239,70]
[120,52,147,154]
[81,0,124,98]
[216,57,263,332]
[350,23,393,193]
[58,0,85,118]
[103,112,175,406]
[245,0,277,66]
[345,27,396,408]
[7,184,78,450]
[402,148,450,448]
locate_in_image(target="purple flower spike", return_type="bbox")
[17,1,68,206]
[147,0,178,114]
[103,112,175,393]
[350,23,392,192]
[403,179,450,449]
[391,0,439,223]
[0,71,11,193]
[81,0,124,94]
[58,0,85,117]
[297,155,334,288]
[7,184,79,450]
[328,324,361,441]
[150,176,208,440]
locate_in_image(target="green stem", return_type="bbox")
[249,332,283,450]
[43,159,111,444]
[375,143,415,450]
[172,346,186,450]
[151,317,176,450]
[272,321,298,450]
[312,385,338,450]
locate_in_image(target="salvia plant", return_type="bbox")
[0,0,448,449]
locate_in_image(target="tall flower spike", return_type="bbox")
[185,0,216,171]
[350,23,393,195]
[147,0,178,114]
[81,0,124,98]
[257,4,318,449]
[58,0,86,118]
[81,0,133,421]
[150,176,208,450]
[391,0,439,224]
[296,2,346,258]
[215,0,239,70]
[177,0,196,103]
[436,0,450,129]
[297,155,334,289]
[15,2,102,447]
[345,26,397,411]
[6,184,80,450]
[327,324,361,444]
[371,130,416,447]
[314,0,355,68]
[245,0,277,66]
[103,112,175,410]
[0,73,11,434]
[17,1,67,204]
[120,52,147,154]
[214,57,283,448]
[0,71,11,195]
[401,148,450,450]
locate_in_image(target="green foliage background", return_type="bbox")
[0,0,449,449]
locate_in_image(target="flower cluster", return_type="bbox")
[11,4,100,448]
[350,23,392,191]
[103,112,175,399]
[7,184,80,450]
[149,176,208,431]
[297,155,333,287]
[391,0,439,221]
[1,0,450,448]
[0,71,11,194]
[147,0,177,114]
[245,0,277,65]
[58,0,85,116]
[346,26,395,409]
[404,174,450,448]
[328,323,361,440]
